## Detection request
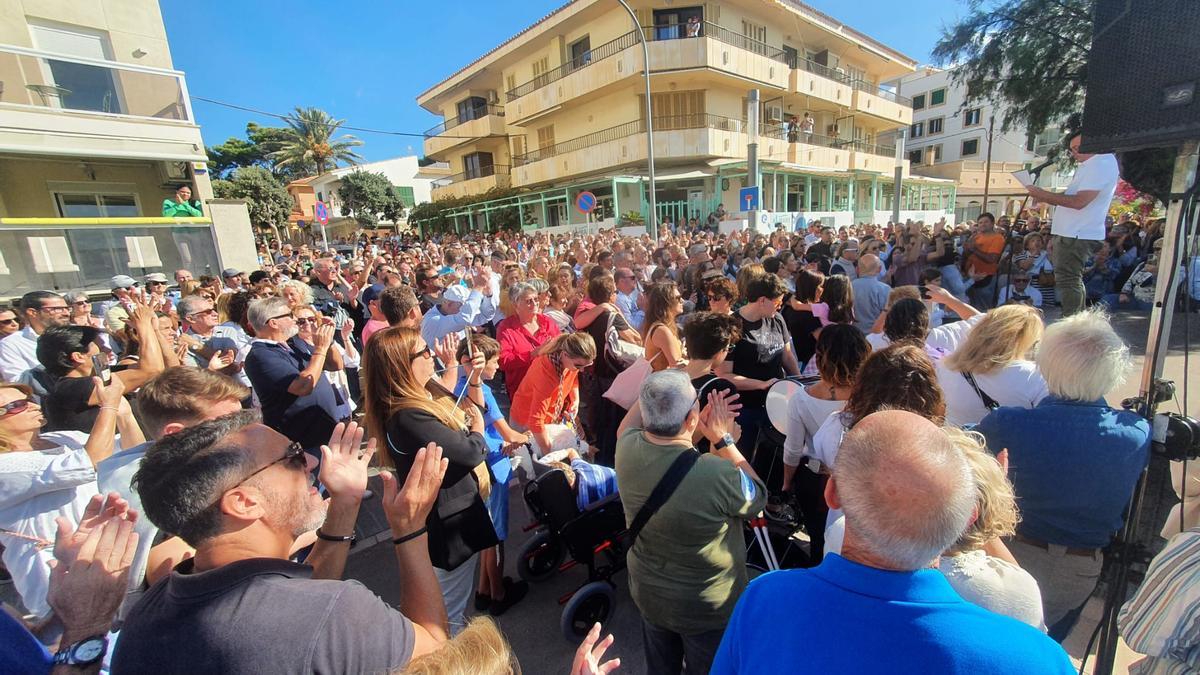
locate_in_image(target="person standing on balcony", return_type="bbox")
[800,112,815,138]
[686,15,702,38]
[162,185,202,218]
[786,116,800,143]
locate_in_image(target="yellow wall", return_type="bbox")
[0,0,174,69]
[0,156,175,217]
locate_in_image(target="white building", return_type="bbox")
[883,66,1072,222]
[287,156,450,237]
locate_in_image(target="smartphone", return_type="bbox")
[918,284,931,300]
[91,354,111,385]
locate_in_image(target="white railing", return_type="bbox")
[0,44,193,122]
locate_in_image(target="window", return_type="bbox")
[910,121,924,138]
[931,144,943,162]
[961,138,980,156]
[55,192,139,218]
[505,74,516,94]
[908,149,923,165]
[964,107,981,126]
[532,57,550,88]
[912,93,926,110]
[653,7,703,40]
[29,23,123,114]
[930,88,946,106]
[741,20,767,55]
[569,36,591,69]
[456,96,488,124]
[395,186,415,208]
[536,125,555,151]
[462,152,495,180]
[927,117,943,135]
[511,135,526,158]
[649,90,706,129]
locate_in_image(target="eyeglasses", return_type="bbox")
[188,308,218,318]
[294,316,317,326]
[411,344,433,360]
[268,313,293,322]
[0,399,31,416]
[38,305,70,313]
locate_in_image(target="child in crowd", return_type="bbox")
[454,335,530,616]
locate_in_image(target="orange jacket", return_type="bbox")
[509,354,577,431]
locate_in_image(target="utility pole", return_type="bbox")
[981,114,995,216]
[891,128,906,227]
[747,89,760,191]
[617,0,657,238]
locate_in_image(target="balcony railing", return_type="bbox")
[506,30,640,101]
[785,54,852,83]
[0,217,219,297]
[440,164,511,185]
[0,45,192,122]
[514,113,748,166]
[423,105,505,138]
[504,21,790,102]
[845,139,898,157]
[850,78,912,106]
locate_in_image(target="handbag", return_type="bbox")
[603,311,643,370]
[602,355,654,409]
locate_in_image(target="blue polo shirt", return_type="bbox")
[244,338,342,450]
[975,396,1150,549]
[712,555,1073,674]
[0,610,50,674]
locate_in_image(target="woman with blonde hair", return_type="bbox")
[363,326,502,634]
[641,281,685,373]
[402,617,519,675]
[938,427,1044,629]
[938,304,1048,426]
[278,279,315,311]
[509,332,596,460]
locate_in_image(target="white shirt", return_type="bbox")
[937,360,1049,427]
[0,431,96,618]
[783,387,846,469]
[1051,153,1119,240]
[939,550,1046,630]
[997,284,1044,307]
[867,314,982,356]
[0,327,40,383]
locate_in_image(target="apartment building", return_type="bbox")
[0,0,255,296]
[416,0,956,233]
[888,66,1073,222]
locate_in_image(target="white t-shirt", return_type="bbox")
[937,360,1049,427]
[783,387,846,468]
[939,549,1046,630]
[1051,153,1119,241]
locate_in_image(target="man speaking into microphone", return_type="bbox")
[1024,132,1120,316]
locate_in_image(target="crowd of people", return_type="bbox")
[0,133,1193,674]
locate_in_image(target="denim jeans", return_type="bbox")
[641,618,725,675]
[1101,293,1153,312]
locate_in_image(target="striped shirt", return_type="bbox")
[1119,527,1200,674]
[570,459,618,511]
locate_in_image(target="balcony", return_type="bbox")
[850,79,913,126]
[504,22,791,124]
[431,165,512,200]
[0,45,205,161]
[511,114,803,187]
[0,217,220,297]
[845,139,907,174]
[423,105,507,159]
[787,56,854,108]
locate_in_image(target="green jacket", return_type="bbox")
[162,199,203,218]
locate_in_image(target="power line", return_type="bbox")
[190,95,506,141]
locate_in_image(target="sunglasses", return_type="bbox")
[0,398,31,416]
[268,313,293,322]
[226,442,309,497]
[0,318,17,325]
[411,344,433,360]
[295,316,317,326]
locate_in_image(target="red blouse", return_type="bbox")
[496,313,560,395]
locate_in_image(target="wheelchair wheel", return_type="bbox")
[517,530,565,583]
[560,581,616,641]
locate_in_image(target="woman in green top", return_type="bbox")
[162,185,202,217]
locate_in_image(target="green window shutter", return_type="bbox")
[397,186,416,208]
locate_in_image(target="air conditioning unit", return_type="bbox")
[765,104,784,123]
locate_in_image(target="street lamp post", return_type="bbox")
[617,0,657,239]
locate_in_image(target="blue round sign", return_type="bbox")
[315,201,329,224]
[575,191,597,214]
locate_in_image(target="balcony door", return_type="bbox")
[456,96,488,124]
[29,23,123,114]
[463,152,494,180]
[653,7,702,40]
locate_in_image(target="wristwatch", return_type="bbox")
[714,433,736,451]
[53,635,108,668]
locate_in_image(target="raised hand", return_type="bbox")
[207,348,236,371]
[54,492,136,567]
[319,421,377,501]
[434,332,460,367]
[94,375,126,410]
[47,509,139,639]
[570,622,621,675]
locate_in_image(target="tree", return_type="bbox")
[205,123,313,180]
[212,166,293,229]
[931,0,1092,142]
[270,107,364,175]
[336,170,405,226]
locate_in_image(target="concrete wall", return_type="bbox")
[206,199,258,274]
[0,0,174,68]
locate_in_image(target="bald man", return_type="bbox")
[851,253,890,333]
[712,411,1073,674]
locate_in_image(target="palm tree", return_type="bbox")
[270,107,364,175]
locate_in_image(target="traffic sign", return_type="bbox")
[575,191,597,214]
[315,201,329,224]
[739,186,760,211]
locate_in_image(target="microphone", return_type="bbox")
[1027,158,1056,182]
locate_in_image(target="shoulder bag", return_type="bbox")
[627,449,700,548]
[962,372,1000,411]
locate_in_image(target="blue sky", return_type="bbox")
[161,0,965,162]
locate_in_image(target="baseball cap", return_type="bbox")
[441,284,471,304]
[221,267,241,278]
[143,272,168,283]
[110,275,138,289]
[361,283,385,306]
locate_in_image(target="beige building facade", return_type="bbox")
[0,0,249,296]
[417,0,955,233]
